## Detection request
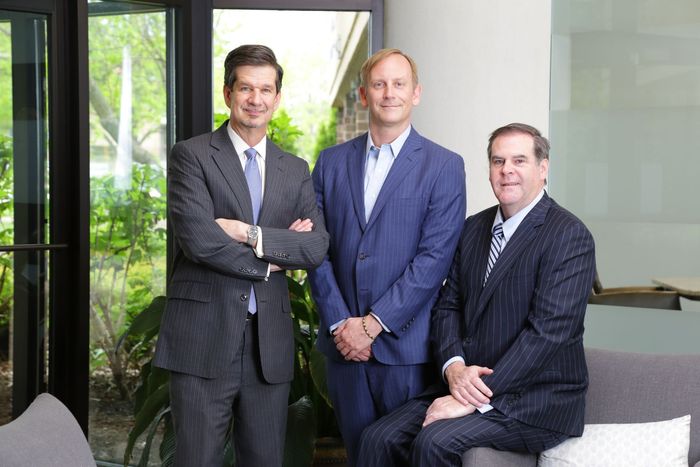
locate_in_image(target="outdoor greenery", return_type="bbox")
[0,136,13,328]
[2,7,342,465]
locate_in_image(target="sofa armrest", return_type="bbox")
[462,447,537,467]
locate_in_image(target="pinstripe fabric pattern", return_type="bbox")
[432,193,596,435]
[308,128,466,464]
[153,122,329,466]
[170,319,289,467]
[359,396,568,467]
[357,194,594,466]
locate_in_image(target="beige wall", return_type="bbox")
[384,0,552,215]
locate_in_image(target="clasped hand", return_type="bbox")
[333,316,381,362]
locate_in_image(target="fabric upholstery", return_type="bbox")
[463,348,700,466]
[0,393,95,467]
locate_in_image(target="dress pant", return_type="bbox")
[170,315,290,467]
[358,396,569,467]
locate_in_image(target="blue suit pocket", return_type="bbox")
[168,281,212,303]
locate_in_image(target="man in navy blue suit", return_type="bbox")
[308,48,466,465]
[357,123,596,466]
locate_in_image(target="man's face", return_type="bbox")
[223,64,280,133]
[360,54,421,130]
[489,132,549,219]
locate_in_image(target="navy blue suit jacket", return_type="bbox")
[309,128,466,365]
[432,193,595,436]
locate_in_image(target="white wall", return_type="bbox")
[384,0,552,215]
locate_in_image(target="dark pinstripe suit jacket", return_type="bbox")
[432,193,595,436]
[309,128,466,365]
[154,122,329,382]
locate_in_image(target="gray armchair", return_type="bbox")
[0,393,96,467]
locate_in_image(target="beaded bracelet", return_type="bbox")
[361,316,376,341]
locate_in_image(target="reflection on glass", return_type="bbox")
[0,8,50,421]
[0,252,12,426]
[550,0,700,287]
[88,3,169,463]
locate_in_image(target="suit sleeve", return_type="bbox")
[307,152,353,328]
[432,223,469,368]
[370,155,466,334]
[258,161,329,269]
[481,221,596,396]
[168,141,268,279]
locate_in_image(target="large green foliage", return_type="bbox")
[90,163,167,398]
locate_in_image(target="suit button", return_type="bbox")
[463,337,472,345]
[240,294,248,301]
[359,252,367,260]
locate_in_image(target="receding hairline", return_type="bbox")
[360,48,419,88]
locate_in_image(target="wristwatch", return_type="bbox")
[246,225,259,246]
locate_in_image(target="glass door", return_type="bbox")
[0,8,50,423]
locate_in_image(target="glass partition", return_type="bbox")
[550,0,700,295]
[0,8,50,421]
[88,1,171,463]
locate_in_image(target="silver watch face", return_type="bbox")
[247,225,258,243]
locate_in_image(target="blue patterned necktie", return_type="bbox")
[244,148,261,313]
[483,223,504,286]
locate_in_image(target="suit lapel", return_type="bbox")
[209,122,254,223]
[258,140,285,226]
[347,134,369,231]
[365,128,421,228]
[473,195,551,322]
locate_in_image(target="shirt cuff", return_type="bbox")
[441,356,465,382]
[477,404,493,414]
[329,319,346,335]
[369,312,391,333]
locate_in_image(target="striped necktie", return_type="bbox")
[483,223,504,286]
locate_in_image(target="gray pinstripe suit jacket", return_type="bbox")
[432,193,596,436]
[154,122,329,382]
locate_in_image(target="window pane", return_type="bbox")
[0,249,50,426]
[212,9,370,161]
[550,0,700,292]
[0,9,50,420]
[88,3,169,463]
[0,251,13,426]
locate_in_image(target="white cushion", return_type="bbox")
[538,415,690,467]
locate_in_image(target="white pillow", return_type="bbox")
[538,415,691,467]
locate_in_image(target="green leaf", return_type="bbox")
[124,382,170,466]
[283,396,316,467]
[310,347,332,407]
[159,412,176,467]
[116,295,166,350]
[136,406,171,467]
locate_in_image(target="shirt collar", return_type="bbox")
[227,123,267,161]
[493,189,546,242]
[365,124,412,158]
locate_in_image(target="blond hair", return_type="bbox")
[360,48,419,88]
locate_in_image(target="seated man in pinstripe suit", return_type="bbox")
[357,123,596,466]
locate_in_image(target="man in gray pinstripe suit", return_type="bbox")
[358,123,596,466]
[153,45,328,467]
